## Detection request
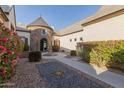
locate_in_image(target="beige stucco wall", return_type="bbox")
[17,31,31,47]
[83,13,124,41]
[9,6,16,29]
[5,6,16,31]
[58,13,124,51]
[0,15,4,23]
[53,36,60,40]
[59,31,83,51]
[0,15,9,28]
[53,36,60,44]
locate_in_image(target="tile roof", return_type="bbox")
[0,7,9,21]
[81,5,124,25]
[56,5,124,36]
[27,16,50,27]
[16,26,31,33]
[0,5,11,13]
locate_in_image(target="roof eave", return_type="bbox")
[0,7,9,21]
[27,25,53,31]
[82,8,124,27]
[16,29,31,33]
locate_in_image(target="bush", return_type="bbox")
[70,50,77,56]
[0,23,20,84]
[52,46,59,52]
[61,50,65,52]
[29,51,41,62]
[77,40,124,72]
[15,35,24,53]
[23,43,29,51]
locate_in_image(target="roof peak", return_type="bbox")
[28,16,50,27]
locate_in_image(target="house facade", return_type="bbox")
[16,24,31,48]
[16,17,53,51]
[54,5,124,52]
[0,5,16,31]
[16,5,124,53]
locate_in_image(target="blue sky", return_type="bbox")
[15,5,101,30]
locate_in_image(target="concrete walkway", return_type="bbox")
[43,52,124,88]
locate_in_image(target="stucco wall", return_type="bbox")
[0,13,9,29]
[58,14,124,51]
[5,6,16,31]
[17,31,31,46]
[59,31,83,51]
[0,15,4,23]
[83,14,124,41]
[8,6,16,29]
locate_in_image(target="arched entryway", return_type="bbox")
[40,38,48,51]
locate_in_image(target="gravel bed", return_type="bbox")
[36,59,112,88]
[4,58,45,88]
[4,58,112,88]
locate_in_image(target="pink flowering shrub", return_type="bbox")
[0,23,21,84]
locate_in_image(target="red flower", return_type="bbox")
[0,24,20,80]
[0,38,9,43]
[2,37,9,42]
[0,45,7,52]
[3,58,8,63]
[0,67,6,79]
[7,50,12,55]
[11,59,17,69]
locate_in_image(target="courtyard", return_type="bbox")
[2,52,124,88]
[0,5,124,88]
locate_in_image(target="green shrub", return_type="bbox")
[23,43,29,51]
[70,50,77,56]
[29,51,41,62]
[52,46,59,52]
[15,36,24,52]
[78,40,124,71]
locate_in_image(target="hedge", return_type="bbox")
[52,45,59,52]
[0,23,22,85]
[70,50,77,56]
[77,40,124,72]
[29,51,41,62]
[23,43,29,51]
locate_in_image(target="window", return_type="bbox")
[80,37,83,41]
[74,38,77,41]
[70,39,72,42]
[42,29,46,34]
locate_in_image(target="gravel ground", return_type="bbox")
[4,58,46,88]
[4,58,112,88]
[36,59,111,88]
